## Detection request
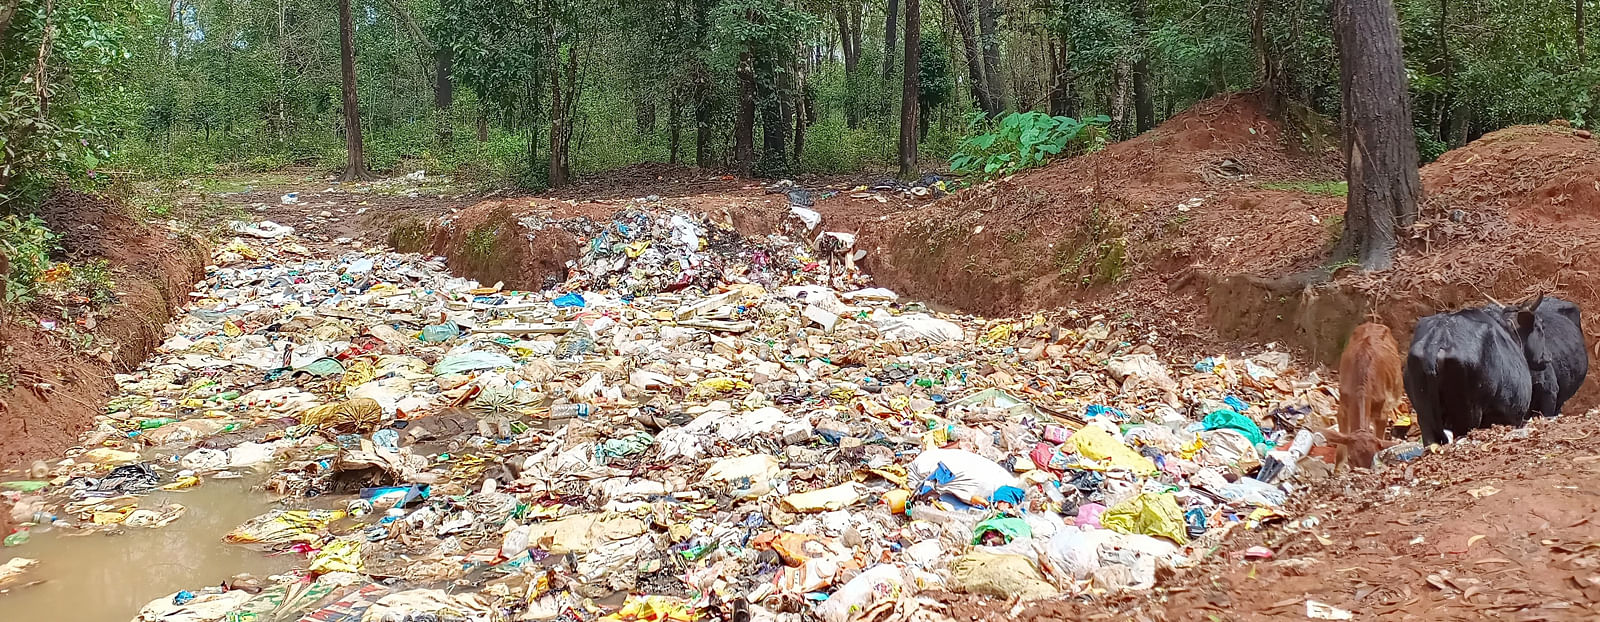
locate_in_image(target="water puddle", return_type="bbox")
[2,479,299,621]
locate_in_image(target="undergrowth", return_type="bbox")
[1260,180,1348,196]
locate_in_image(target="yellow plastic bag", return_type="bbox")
[1100,492,1189,544]
[224,509,347,545]
[308,537,364,574]
[297,398,383,434]
[1070,425,1158,475]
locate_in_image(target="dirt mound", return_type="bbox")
[1421,125,1600,225]
[410,199,585,291]
[840,93,1345,337]
[0,191,206,468]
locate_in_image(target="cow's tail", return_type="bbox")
[1411,349,1448,446]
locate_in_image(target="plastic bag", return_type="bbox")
[781,483,862,512]
[432,351,516,374]
[909,448,1019,506]
[1068,426,1158,475]
[224,509,347,545]
[949,551,1058,600]
[972,516,1033,545]
[873,311,964,342]
[1100,492,1190,544]
[308,537,364,574]
[1202,409,1265,446]
[815,565,908,622]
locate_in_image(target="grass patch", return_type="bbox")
[465,224,500,258]
[1260,180,1348,197]
[389,218,428,253]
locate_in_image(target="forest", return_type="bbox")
[0,0,1594,201]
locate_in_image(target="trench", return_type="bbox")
[0,202,1370,622]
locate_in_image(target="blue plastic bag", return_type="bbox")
[552,293,586,308]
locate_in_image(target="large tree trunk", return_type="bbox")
[899,0,921,178]
[976,0,1006,112]
[337,0,375,181]
[1047,34,1076,117]
[1579,0,1587,67]
[1333,0,1423,271]
[546,10,577,188]
[694,0,714,167]
[1131,0,1153,132]
[945,0,992,114]
[1109,56,1133,139]
[758,56,788,177]
[836,6,859,74]
[883,0,900,78]
[735,50,756,177]
[434,46,454,146]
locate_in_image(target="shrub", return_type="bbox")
[950,111,1110,179]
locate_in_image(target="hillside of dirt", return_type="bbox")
[844,94,1347,337]
[0,192,207,470]
[1209,124,1600,408]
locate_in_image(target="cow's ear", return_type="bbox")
[1516,309,1538,338]
[1321,428,1351,445]
[1377,437,1400,449]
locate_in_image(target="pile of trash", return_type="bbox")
[0,207,1378,622]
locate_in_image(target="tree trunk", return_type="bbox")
[758,55,788,177]
[899,0,921,178]
[669,87,683,165]
[1047,34,1076,117]
[1131,0,1153,132]
[547,9,577,188]
[337,0,375,181]
[976,0,1006,112]
[735,50,756,177]
[434,46,454,146]
[837,6,859,74]
[884,0,900,78]
[946,0,992,114]
[1579,0,1587,67]
[694,0,713,168]
[1333,0,1423,271]
[794,69,808,164]
[1109,56,1133,139]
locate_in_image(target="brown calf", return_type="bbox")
[1324,322,1403,470]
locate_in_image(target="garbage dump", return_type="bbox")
[0,204,1369,622]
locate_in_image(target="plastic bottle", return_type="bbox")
[139,417,179,429]
[548,403,592,420]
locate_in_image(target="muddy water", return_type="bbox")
[3,480,299,621]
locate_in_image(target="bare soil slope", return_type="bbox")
[0,192,207,470]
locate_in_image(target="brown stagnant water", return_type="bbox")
[2,479,299,621]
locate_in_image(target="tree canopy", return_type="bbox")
[1,0,1598,201]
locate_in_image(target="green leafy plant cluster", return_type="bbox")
[0,214,61,303]
[950,111,1111,179]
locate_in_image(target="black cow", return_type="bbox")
[1405,296,1588,445]
[1500,297,1587,419]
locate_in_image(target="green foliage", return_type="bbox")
[918,35,955,109]
[63,259,119,308]
[1259,180,1348,196]
[950,111,1110,179]
[0,0,141,207]
[0,214,60,303]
